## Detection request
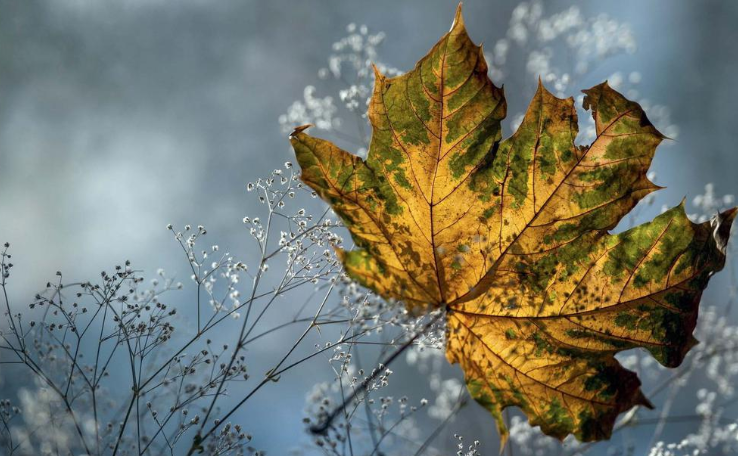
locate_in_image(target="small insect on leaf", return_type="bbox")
[290,3,736,446]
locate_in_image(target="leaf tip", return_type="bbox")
[496,423,509,454]
[289,124,313,139]
[713,206,737,253]
[687,334,700,351]
[333,245,347,262]
[371,62,384,81]
[451,2,465,33]
[645,180,666,198]
[535,79,556,101]
[721,206,738,224]
[659,130,675,141]
[637,390,655,410]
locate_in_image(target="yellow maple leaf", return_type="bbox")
[290,5,736,443]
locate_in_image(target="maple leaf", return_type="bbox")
[289,5,736,444]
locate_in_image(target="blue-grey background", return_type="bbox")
[1,0,737,454]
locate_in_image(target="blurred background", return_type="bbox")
[1,0,737,454]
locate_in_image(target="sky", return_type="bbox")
[1,0,737,454]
